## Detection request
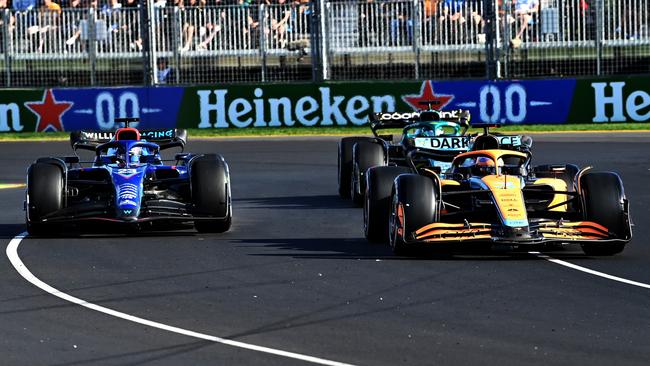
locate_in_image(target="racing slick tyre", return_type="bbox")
[364,166,411,243]
[351,141,385,206]
[579,172,628,256]
[389,174,438,256]
[26,162,64,235]
[191,155,232,233]
[338,137,373,199]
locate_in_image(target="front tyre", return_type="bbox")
[389,174,437,255]
[26,162,64,235]
[191,155,232,233]
[579,172,629,256]
[364,166,411,243]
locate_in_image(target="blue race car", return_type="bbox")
[25,119,232,235]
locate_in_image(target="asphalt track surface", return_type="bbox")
[1,134,649,366]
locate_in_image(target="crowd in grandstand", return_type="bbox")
[0,0,647,54]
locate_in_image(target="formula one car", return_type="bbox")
[25,119,232,235]
[338,107,473,206]
[365,143,632,256]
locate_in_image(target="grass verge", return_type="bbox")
[1,123,649,141]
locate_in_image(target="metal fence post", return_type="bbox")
[2,9,11,87]
[140,2,154,86]
[319,0,329,81]
[308,2,318,82]
[172,6,181,84]
[595,0,603,75]
[499,0,508,78]
[413,0,421,79]
[483,0,497,79]
[259,3,267,83]
[88,7,97,86]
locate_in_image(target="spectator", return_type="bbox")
[439,0,466,44]
[178,0,207,52]
[101,0,123,34]
[196,10,224,50]
[39,0,62,52]
[64,0,83,47]
[420,0,440,44]
[267,0,292,49]
[236,0,261,50]
[0,0,16,53]
[13,0,36,11]
[122,0,141,50]
[389,0,412,46]
[512,0,538,46]
[156,57,175,83]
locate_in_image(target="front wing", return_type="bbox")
[409,220,631,246]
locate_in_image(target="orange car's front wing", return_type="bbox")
[412,220,622,245]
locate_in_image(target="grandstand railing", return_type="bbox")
[0,0,648,86]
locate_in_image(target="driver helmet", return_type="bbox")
[129,146,143,164]
[473,156,496,176]
[413,125,445,137]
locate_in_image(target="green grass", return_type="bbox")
[1,123,649,141]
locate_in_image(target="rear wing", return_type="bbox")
[70,128,188,151]
[368,109,471,135]
[469,123,533,152]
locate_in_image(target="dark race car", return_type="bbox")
[25,119,232,235]
[338,108,473,206]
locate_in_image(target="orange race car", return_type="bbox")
[364,137,632,256]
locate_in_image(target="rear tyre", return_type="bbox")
[338,137,372,198]
[389,174,437,256]
[364,166,411,243]
[26,163,64,235]
[351,141,385,206]
[579,172,628,256]
[191,155,232,233]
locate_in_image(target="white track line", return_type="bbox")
[529,251,650,289]
[6,233,356,366]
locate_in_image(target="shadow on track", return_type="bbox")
[50,340,212,366]
[0,223,26,239]
[234,195,355,210]
[233,237,590,261]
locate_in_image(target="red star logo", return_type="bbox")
[402,81,454,111]
[25,89,73,132]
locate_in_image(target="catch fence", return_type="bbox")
[0,0,648,87]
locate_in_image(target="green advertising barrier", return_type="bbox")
[1,77,649,133]
[568,77,650,123]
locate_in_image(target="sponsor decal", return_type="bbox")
[0,103,23,132]
[117,183,138,207]
[141,129,175,139]
[493,181,516,189]
[123,209,133,215]
[82,131,115,141]
[402,81,454,111]
[116,169,138,179]
[378,112,422,120]
[196,87,396,128]
[496,135,522,146]
[24,89,73,132]
[414,137,470,150]
[591,81,650,122]
[119,200,138,207]
[503,219,529,227]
